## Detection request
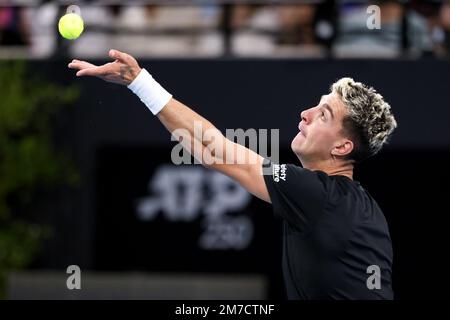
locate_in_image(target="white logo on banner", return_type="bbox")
[136,165,253,250]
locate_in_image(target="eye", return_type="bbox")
[321,110,326,120]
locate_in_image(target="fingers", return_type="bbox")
[76,66,101,77]
[109,49,129,63]
[68,59,108,77]
[69,51,136,80]
[75,63,112,77]
[68,59,96,70]
[75,69,90,77]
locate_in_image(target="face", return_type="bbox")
[291,91,353,164]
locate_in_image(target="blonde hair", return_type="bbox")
[331,77,397,162]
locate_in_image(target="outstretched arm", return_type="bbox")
[68,49,270,203]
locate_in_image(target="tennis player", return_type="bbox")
[69,49,397,299]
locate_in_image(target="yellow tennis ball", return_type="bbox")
[58,13,84,40]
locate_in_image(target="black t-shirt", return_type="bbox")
[263,161,393,300]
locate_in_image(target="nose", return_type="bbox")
[301,109,309,124]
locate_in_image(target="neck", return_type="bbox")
[301,157,354,180]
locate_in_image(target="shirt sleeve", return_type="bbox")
[262,160,329,232]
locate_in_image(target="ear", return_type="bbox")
[331,139,354,157]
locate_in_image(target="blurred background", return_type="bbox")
[1,0,450,300]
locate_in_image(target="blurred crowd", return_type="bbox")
[1,0,450,59]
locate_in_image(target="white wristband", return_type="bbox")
[127,68,172,115]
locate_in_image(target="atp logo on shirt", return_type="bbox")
[273,164,287,182]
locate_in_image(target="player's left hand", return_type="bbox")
[68,49,142,86]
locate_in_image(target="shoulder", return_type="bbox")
[262,161,331,212]
[264,162,330,186]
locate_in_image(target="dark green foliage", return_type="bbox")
[0,61,79,298]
